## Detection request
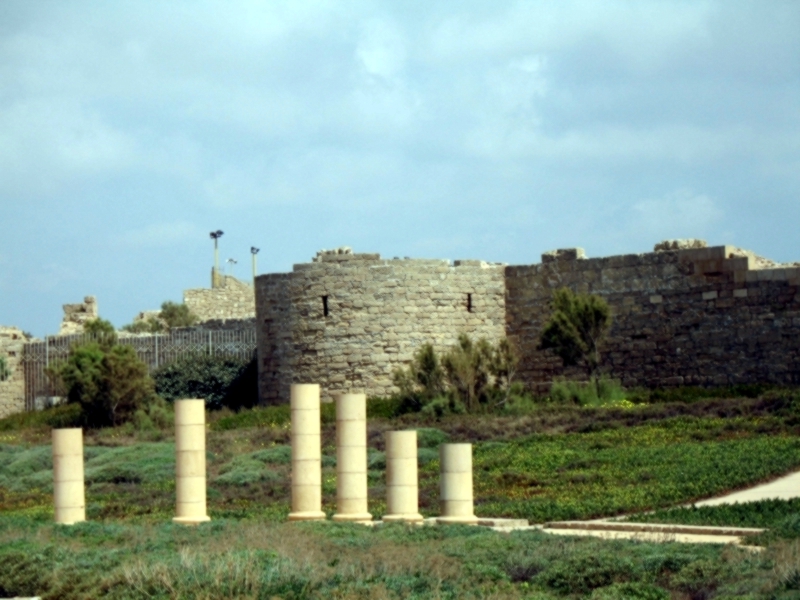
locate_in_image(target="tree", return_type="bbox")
[122,301,198,333]
[159,301,198,329]
[54,339,156,427]
[539,287,612,378]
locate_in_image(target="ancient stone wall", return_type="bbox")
[184,275,255,322]
[0,326,26,418]
[506,245,800,392]
[255,253,506,404]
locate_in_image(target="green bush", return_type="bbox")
[550,376,628,407]
[590,583,669,600]
[537,552,640,594]
[0,403,82,432]
[391,336,526,415]
[52,333,157,427]
[415,427,449,448]
[153,354,257,411]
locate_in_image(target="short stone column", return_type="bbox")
[289,383,326,521]
[383,430,423,523]
[52,428,86,525]
[173,399,210,525]
[437,443,478,525]
[332,393,372,523]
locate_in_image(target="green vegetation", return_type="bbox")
[153,354,258,411]
[0,356,11,381]
[0,514,792,599]
[122,301,199,333]
[392,335,525,415]
[550,376,629,407]
[539,287,612,378]
[48,329,157,427]
[2,387,800,598]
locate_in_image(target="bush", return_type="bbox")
[391,336,526,415]
[51,334,157,427]
[537,553,640,594]
[0,403,82,432]
[551,376,628,407]
[153,354,258,411]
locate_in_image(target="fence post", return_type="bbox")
[154,335,159,369]
[208,331,212,357]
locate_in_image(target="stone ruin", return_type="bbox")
[59,296,98,335]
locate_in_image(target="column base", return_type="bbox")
[332,512,373,524]
[172,515,211,525]
[288,511,327,522]
[382,513,424,523]
[436,515,479,525]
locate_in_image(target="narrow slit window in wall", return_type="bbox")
[322,295,329,317]
[467,293,473,313]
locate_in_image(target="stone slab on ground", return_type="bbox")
[545,521,764,537]
[542,527,754,546]
[693,470,800,506]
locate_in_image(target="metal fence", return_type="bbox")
[22,328,256,411]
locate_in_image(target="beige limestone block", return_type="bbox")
[437,443,478,525]
[333,393,372,523]
[289,384,326,521]
[52,428,85,525]
[173,399,210,525]
[383,430,423,523]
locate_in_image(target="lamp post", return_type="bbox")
[251,247,260,282]
[209,230,223,288]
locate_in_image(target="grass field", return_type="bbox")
[1,389,800,598]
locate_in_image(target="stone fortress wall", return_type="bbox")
[507,243,800,392]
[256,248,506,403]
[183,275,255,322]
[0,326,26,418]
[256,242,800,404]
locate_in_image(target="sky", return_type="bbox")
[1,1,798,337]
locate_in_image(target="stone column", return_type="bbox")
[173,399,210,525]
[383,430,423,523]
[289,383,326,521]
[437,443,478,525]
[332,393,372,523]
[52,428,85,525]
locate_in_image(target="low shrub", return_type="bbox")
[550,376,628,407]
[415,427,449,448]
[0,403,82,432]
[537,552,640,594]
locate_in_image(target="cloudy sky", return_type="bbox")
[1,1,798,336]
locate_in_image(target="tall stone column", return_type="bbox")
[289,383,326,521]
[173,399,210,525]
[332,393,372,523]
[383,430,423,523]
[52,428,86,525]
[437,443,478,525]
